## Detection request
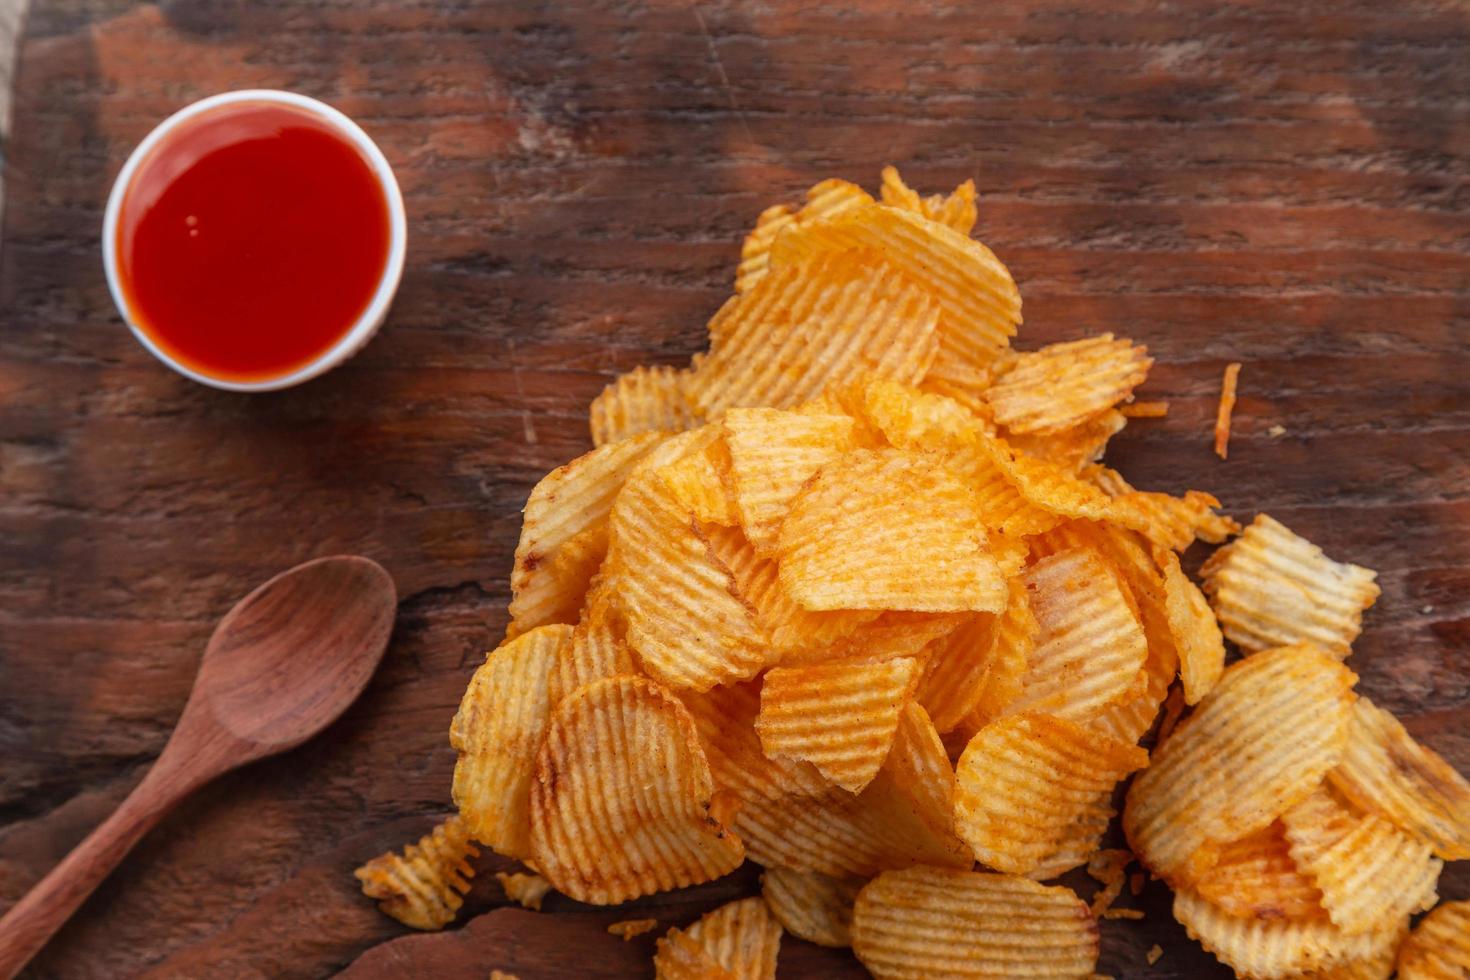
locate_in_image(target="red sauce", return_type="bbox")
[114,101,392,383]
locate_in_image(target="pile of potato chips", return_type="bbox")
[355,168,1470,979]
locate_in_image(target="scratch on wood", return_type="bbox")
[692,7,755,149]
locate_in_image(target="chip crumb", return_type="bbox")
[1421,604,1435,614]
[1129,872,1145,897]
[1086,849,1134,916]
[1267,423,1285,438]
[1121,400,1168,418]
[496,871,553,911]
[1103,908,1145,920]
[607,918,659,940]
[1147,944,1164,965]
[1213,362,1241,460]
[490,971,520,980]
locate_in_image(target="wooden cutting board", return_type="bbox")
[2,1,1467,977]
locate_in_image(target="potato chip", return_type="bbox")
[607,459,770,692]
[1328,696,1470,860]
[550,577,640,707]
[1176,886,1406,979]
[1005,408,1126,473]
[1216,361,1242,460]
[691,249,940,417]
[496,870,553,911]
[862,701,972,864]
[851,867,1099,979]
[984,334,1152,435]
[777,449,1007,613]
[735,178,873,294]
[590,365,700,447]
[1303,918,1406,980]
[654,928,737,980]
[954,713,1148,876]
[1020,790,1117,882]
[1200,514,1380,659]
[1159,548,1225,704]
[1085,464,1239,546]
[681,679,829,803]
[528,676,744,904]
[1122,400,1169,418]
[681,896,783,980]
[1006,548,1147,721]
[1123,644,1357,885]
[878,165,978,235]
[508,432,665,634]
[832,610,966,666]
[914,612,997,732]
[721,407,857,553]
[608,918,660,941]
[761,867,864,948]
[354,816,479,931]
[1280,785,1440,934]
[757,656,920,793]
[451,624,572,857]
[854,377,984,452]
[1396,899,1470,980]
[940,578,1036,736]
[656,436,739,526]
[1192,822,1325,921]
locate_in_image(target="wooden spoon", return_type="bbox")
[0,556,397,979]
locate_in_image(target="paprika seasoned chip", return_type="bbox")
[1328,696,1470,860]
[354,816,479,931]
[496,871,553,911]
[678,896,783,980]
[735,177,873,294]
[528,676,744,904]
[1159,548,1226,705]
[1396,899,1470,979]
[878,165,978,235]
[851,866,1099,979]
[1192,821,1325,922]
[1124,644,1357,885]
[984,334,1152,435]
[1200,513,1380,659]
[761,867,863,949]
[589,365,700,447]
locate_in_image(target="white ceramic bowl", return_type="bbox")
[101,89,407,392]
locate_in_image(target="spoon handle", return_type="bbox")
[0,758,200,979]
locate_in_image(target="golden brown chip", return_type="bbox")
[508,432,665,635]
[355,816,479,931]
[1200,513,1380,659]
[692,249,940,417]
[1005,408,1126,473]
[1174,885,1405,980]
[608,918,660,941]
[761,867,864,948]
[953,713,1148,876]
[757,656,921,793]
[769,202,1021,393]
[550,577,640,707]
[590,365,701,447]
[1020,790,1117,882]
[777,449,1007,613]
[860,701,973,866]
[656,436,739,526]
[1123,644,1357,885]
[941,577,1037,735]
[496,870,553,911]
[721,407,857,553]
[735,178,873,294]
[1396,899,1470,979]
[1085,463,1238,545]
[1122,400,1169,418]
[984,334,1152,435]
[1192,822,1325,921]
[680,897,783,980]
[654,928,737,980]
[1159,548,1226,704]
[680,679,829,804]
[832,610,967,667]
[1328,696,1470,860]
[878,165,978,235]
[528,676,744,904]
[855,377,986,452]
[851,867,1099,979]
[1280,785,1440,935]
[607,446,770,692]
[1215,361,1242,460]
[1006,548,1148,721]
[451,624,572,857]
[1301,919,1405,980]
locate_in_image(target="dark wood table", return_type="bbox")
[2,2,1467,977]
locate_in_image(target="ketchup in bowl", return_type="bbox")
[105,92,404,390]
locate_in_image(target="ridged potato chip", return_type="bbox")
[590,365,700,447]
[1021,788,1118,882]
[1328,696,1470,860]
[1192,821,1325,921]
[1175,886,1406,980]
[1396,899,1470,980]
[852,867,1099,979]
[496,870,552,911]
[954,712,1149,876]
[757,656,920,792]
[608,450,770,692]
[550,577,640,707]
[851,377,985,452]
[1159,548,1226,704]
[984,334,1152,435]
[1086,463,1238,546]
[1006,548,1147,721]
[721,407,857,553]
[656,436,738,526]
[833,610,966,666]
[735,178,873,294]
[608,918,660,941]
[529,676,744,904]
[761,867,864,948]
[1005,408,1126,473]
[878,165,978,235]
[451,624,572,857]
[1124,644,1357,885]
[778,449,1007,612]
[1304,919,1407,980]
[1280,785,1440,934]
[354,816,479,931]
[692,249,940,417]
[676,897,782,980]
[941,577,1037,736]
[655,928,737,980]
[508,432,665,635]
[861,701,973,866]
[680,679,828,804]
[1200,513,1380,659]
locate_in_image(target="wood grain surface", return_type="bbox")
[1,1,1467,977]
